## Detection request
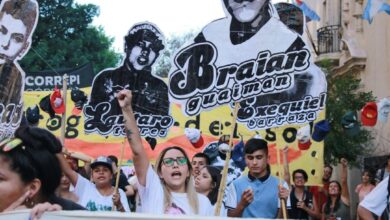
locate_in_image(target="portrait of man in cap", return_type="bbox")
[85,22,171,137]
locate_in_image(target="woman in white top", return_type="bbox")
[118,89,213,216]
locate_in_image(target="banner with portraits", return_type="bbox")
[0,0,39,140]
[21,1,327,186]
[168,0,327,130]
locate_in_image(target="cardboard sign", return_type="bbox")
[168,0,327,130]
[0,0,39,140]
[84,22,173,138]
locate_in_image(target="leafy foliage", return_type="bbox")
[154,31,198,78]
[322,61,376,165]
[20,0,121,74]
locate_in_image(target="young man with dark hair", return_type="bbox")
[225,138,289,218]
[191,152,210,177]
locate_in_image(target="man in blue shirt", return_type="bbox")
[226,138,289,218]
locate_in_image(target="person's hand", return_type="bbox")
[278,185,289,200]
[112,191,121,206]
[340,158,348,167]
[116,89,133,109]
[30,202,62,220]
[297,200,307,210]
[239,187,254,207]
[3,191,31,212]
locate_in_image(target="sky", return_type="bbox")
[75,0,287,51]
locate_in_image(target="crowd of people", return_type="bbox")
[0,89,389,220]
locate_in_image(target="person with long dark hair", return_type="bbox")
[194,166,227,216]
[0,126,85,218]
[322,158,350,220]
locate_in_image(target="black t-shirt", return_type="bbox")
[287,187,313,220]
[48,195,86,210]
[111,170,130,192]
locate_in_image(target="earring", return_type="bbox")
[25,197,34,208]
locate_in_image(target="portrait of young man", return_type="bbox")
[85,22,172,137]
[225,138,289,218]
[169,0,327,129]
[0,0,38,140]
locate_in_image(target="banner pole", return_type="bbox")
[60,74,68,146]
[112,137,126,211]
[276,142,288,219]
[214,102,240,216]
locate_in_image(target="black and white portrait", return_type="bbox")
[169,0,327,129]
[84,22,173,137]
[0,0,38,140]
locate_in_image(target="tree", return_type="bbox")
[20,0,121,74]
[154,31,197,78]
[322,61,376,165]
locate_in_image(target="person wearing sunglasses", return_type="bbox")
[0,126,85,218]
[117,89,213,216]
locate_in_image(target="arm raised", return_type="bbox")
[117,90,149,186]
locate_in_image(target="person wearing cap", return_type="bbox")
[57,154,130,212]
[225,138,290,218]
[88,22,168,117]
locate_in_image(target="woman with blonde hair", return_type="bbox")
[118,89,213,215]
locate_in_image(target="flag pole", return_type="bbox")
[112,137,126,211]
[214,102,240,216]
[60,74,68,146]
[276,142,288,219]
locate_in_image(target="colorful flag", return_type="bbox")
[295,0,320,21]
[363,0,390,24]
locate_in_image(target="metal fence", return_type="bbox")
[317,25,341,55]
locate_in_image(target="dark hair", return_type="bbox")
[204,166,222,205]
[0,126,62,200]
[324,180,342,214]
[192,152,210,165]
[124,23,164,56]
[1,0,38,42]
[108,155,118,166]
[244,138,268,155]
[324,164,333,172]
[293,169,308,182]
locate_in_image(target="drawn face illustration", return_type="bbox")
[128,39,157,71]
[224,0,267,23]
[0,13,27,64]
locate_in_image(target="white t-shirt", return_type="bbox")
[360,176,389,216]
[74,174,130,212]
[137,165,213,216]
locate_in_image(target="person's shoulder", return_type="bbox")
[49,196,86,211]
[232,174,249,184]
[197,192,212,207]
[268,175,280,184]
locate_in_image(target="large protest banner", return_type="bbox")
[24,87,325,185]
[22,1,327,186]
